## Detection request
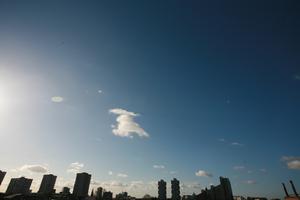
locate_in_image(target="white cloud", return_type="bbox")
[259,168,267,173]
[294,75,300,80]
[181,182,202,189]
[281,156,300,170]
[117,173,128,178]
[51,96,64,103]
[195,170,213,177]
[231,142,244,146]
[108,171,113,175]
[19,164,48,173]
[170,171,178,174]
[67,162,84,173]
[98,90,102,94]
[101,181,128,187]
[245,180,256,184]
[287,160,300,169]
[109,108,149,138]
[218,138,226,142]
[153,165,165,169]
[233,166,245,170]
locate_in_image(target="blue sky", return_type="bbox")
[0,0,300,198]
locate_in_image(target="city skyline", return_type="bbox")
[0,170,237,200]
[0,1,300,199]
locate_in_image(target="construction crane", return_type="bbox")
[282,181,300,200]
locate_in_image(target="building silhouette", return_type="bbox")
[158,179,167,200]
[197,177,233,200]
[5,177,32,195]
[0,170,6,185]
[103,191,113,200]
[38,174,57,195]
[72,172,91,199]
[96,187,103,200]
[171,178,180,200]
[62,187,71,195]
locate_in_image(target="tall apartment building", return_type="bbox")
[73,172,91,198]
[171,178,180,200]
[38,174,57,195]
[6,177,32,195]
[158,179,167,200]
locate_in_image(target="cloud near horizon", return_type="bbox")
[153,165,165,169]
[195,170,213,177]
[233,166,245,170]
[281,156,300,170]
[67,162,84,173]
[117,173,128,178]
[19,164,48,173]
[109,108,149,138]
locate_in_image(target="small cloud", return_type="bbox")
[195,170,213,177]
[19,164,48,173]
[109,108,149,138]
[231,142,244,146]
[117,173,128,178]
[244,180,256,184]
[281,156,300,170]
[170,171,178,174]
[218,138,226,142]
[294,74,300,80]
[233,166,245,170]
[98,90,102,94]
[51,96,64,103]
[153,165,165,169]
[259,168,267,173]
[67,162,84,174]
[91,180,102,186]
[108,171,113,175]
[247,170,253,174]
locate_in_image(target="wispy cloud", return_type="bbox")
[108,171,113,175]
[98,90,103,94]
[181,182,202,189]
[294,74,300,80]
[117,173,128,178]
[67,162,84,173]
[109,108,149,138]
[195,170,213,177]
[244,180,256,184]
[170,171,178,174]
[51,96,64,103]
[281,156,300,170]
[218,138,244,147]
[153,165,165,169]
[231,142,244,146]
[259,168,267,173]
[233,166,245,170]
[19,164,48,173]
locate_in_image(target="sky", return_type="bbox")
[0,0,300,199]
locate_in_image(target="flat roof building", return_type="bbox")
[73,172,91,199]
[158,179,167,200]
[171,178,180,200]
[5,177,32,195]
[38,174,57,195]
